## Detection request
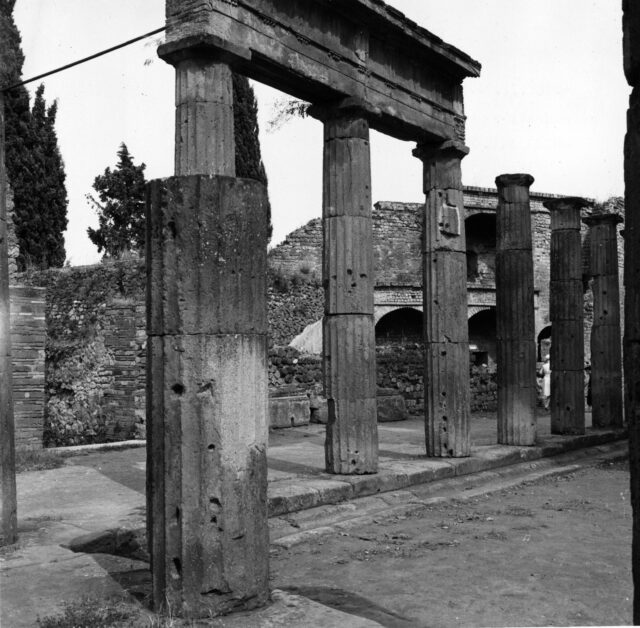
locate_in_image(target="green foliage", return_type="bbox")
[87,143,147,257]
[233,73,272,240]
[1,3,67,270]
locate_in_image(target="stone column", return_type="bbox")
[494,174,537,446]
[583,212,624,429]
[544,197,589,435]
[624,5,640,620]
[149,46,269,617]
[413,141,470,457]
[0,92,17,546]
[309,99,378,474]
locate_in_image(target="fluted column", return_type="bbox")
[149,46,268,617]
[310,99,378,474]
[544,197,588,435]
[583,212,624,428]
[0,92,17,546]
[495,174,537,446]
[624,5,640,619]
[413,140,470,457]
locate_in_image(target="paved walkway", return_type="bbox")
[1,410,626,626]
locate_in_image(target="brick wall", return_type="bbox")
[10,286,46,450]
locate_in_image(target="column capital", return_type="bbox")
[158,33,250,67]
[412,139,469,163]
[582,211,624,228]
[543,196,591,212]
[307,97,381,124]
[495,173,534,189]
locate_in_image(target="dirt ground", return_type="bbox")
[269,458,632,627]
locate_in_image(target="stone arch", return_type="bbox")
[375,307,423,344]
[468,307,496,365]
[537,325,552,361]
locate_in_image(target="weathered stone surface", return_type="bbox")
[322,108,378,474]
[376,394,409,422]
[584,213,623,429]
[323,314,377,473]
[147,175,269,617]
[415,141,470,457]
[146,176,268,336]
[161,1,481,142]
[173,55,235,177]
[0,93,17,545]
[545,197,586,436]
[624,0,640,86]
[495,174,536,446]
[269,396,310,428]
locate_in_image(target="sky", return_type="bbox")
[13,0,629,266]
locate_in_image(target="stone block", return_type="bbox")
[376,394,408,422]
[269,395,310,429]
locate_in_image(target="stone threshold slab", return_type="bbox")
[267,429,626,517]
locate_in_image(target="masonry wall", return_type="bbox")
[10,286,46,449]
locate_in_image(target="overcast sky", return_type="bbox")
[14,0,628,266]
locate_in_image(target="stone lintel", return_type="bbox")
[308,97,382,129]
[582,212,624,228]
[158,33,251,68]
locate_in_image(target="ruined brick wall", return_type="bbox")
[10,286,46,449]
[268,218,322,278]
[268,280,324,347]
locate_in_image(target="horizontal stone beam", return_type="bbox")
[160,0,481,142]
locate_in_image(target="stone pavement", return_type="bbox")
[0,411,626,626]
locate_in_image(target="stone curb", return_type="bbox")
[266,428,626,517]
[49,440,146,456]
[271,440,627,548]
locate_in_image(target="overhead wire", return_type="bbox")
[2,26,166,92]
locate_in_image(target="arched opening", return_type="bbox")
[468,308,496,366]
[375,307,423,345]
[465,213,496,283]
[537,325,552,361]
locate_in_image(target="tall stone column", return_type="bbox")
[624,3,640,619]
[309,99,378,474]
[413,141,470,457]
[148,46,269,617]
[544,197,589,435]
[583,212,624,429]
[495,174,537,446]
[0,92,17,546]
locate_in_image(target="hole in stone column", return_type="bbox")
[443,426,447,432]
[434,299,439,305]
[211,515,217,523]
[448,449,454,456]
[208,444,216,451]
[441,350,447,356]
[442,416,448,422]
[360,273,367,278]
[172,383,185,395]
[290,416,295,426]
[175,507,181,522]
[173,558,182,577]
[347,269,353,275]
[351,282,357,288]
[603,309,608,315]
[566,405,571,411]
[168,219,177,239]
[441,391,447,397]
[209,497,221,506]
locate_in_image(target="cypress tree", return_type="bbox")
[1,1,68,270]
[232,73,272,240]
[87,143,147,257]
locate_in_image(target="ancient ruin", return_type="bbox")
[623,1,640,620]
[545,197,589,435]
[583,212,624,428]
[148,0,480,616]
[495,174,536,446]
